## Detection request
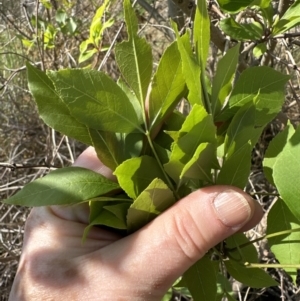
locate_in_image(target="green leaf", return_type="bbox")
[273,0,300,35]
[181,143,218,183]
[27,63,92,145]
[174,28,202,106]
[164,104,216,183]
[273,125,300,221]
[263,123,294,185]
[194,0,210,71]
[253,43,267,58]
[225,233,277,288]
[127,178,175,233]
[115,0,152,103]
[267,198,300,283]
[217,0,254,12]
[91,129,144,171]
[47,69,143,133]
[183,256,217,301]
[4,167,119,206]
[114,156,166,199]
[148,41,186,131]
[226,233,258,263]
[83,201,130,241]
[217,104,257,188]
[211,43,240,116]
[217,142,252,188]
[220,18,263,41]
[218,66,289,127]
[225,260,278,288]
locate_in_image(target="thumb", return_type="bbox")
[100,186,263,298]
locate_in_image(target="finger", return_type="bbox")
[94,186,263,299]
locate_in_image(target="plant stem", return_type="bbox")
[244,262,300,269]
[227,227,300,252]
[145,131,180,199]
[201,69,211,114]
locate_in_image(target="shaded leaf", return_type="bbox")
[273,0,300,35]
[218,0,254,12]
[225,260,278,288]
[127,178,175,233]
[183,256,217,301]
[211,43,240,116]
[181,143,218,183]
[220,18,263,41]
[149,41,186,131]
[27,63,92,145]
[47,69,143,133]
[114,156,166,199]
[115,0,152,103]
[4,167,119,206]
[267,198,300,283]
[164,104,216,183]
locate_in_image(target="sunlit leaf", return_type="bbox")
[267,198,300,283]
[217,67,289,126]
[47,69,143,133]
[4,167,119,206]
[115,0,152,103]
[194,0,210,71]
[273,125,300,221]
[174,27,202,106]
[149,41,186,131]
[263,123,294,185]
[27,63,92,145]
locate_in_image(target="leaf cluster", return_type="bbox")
[3,0,300,300]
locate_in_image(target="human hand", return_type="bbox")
[9,147,263,301]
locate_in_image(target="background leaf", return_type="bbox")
[4,167,119,206]
[217,66,290,127]
[272,0,300,35]
[115,0,152,103]
[217,0,254,12]
[273,125,300,221]
[263,123,294,185]
[47,69,142,133]
[27,63,92,145]
[267,198,300,283]
[220,18,263,41]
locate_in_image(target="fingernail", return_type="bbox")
[213,190,252,228]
